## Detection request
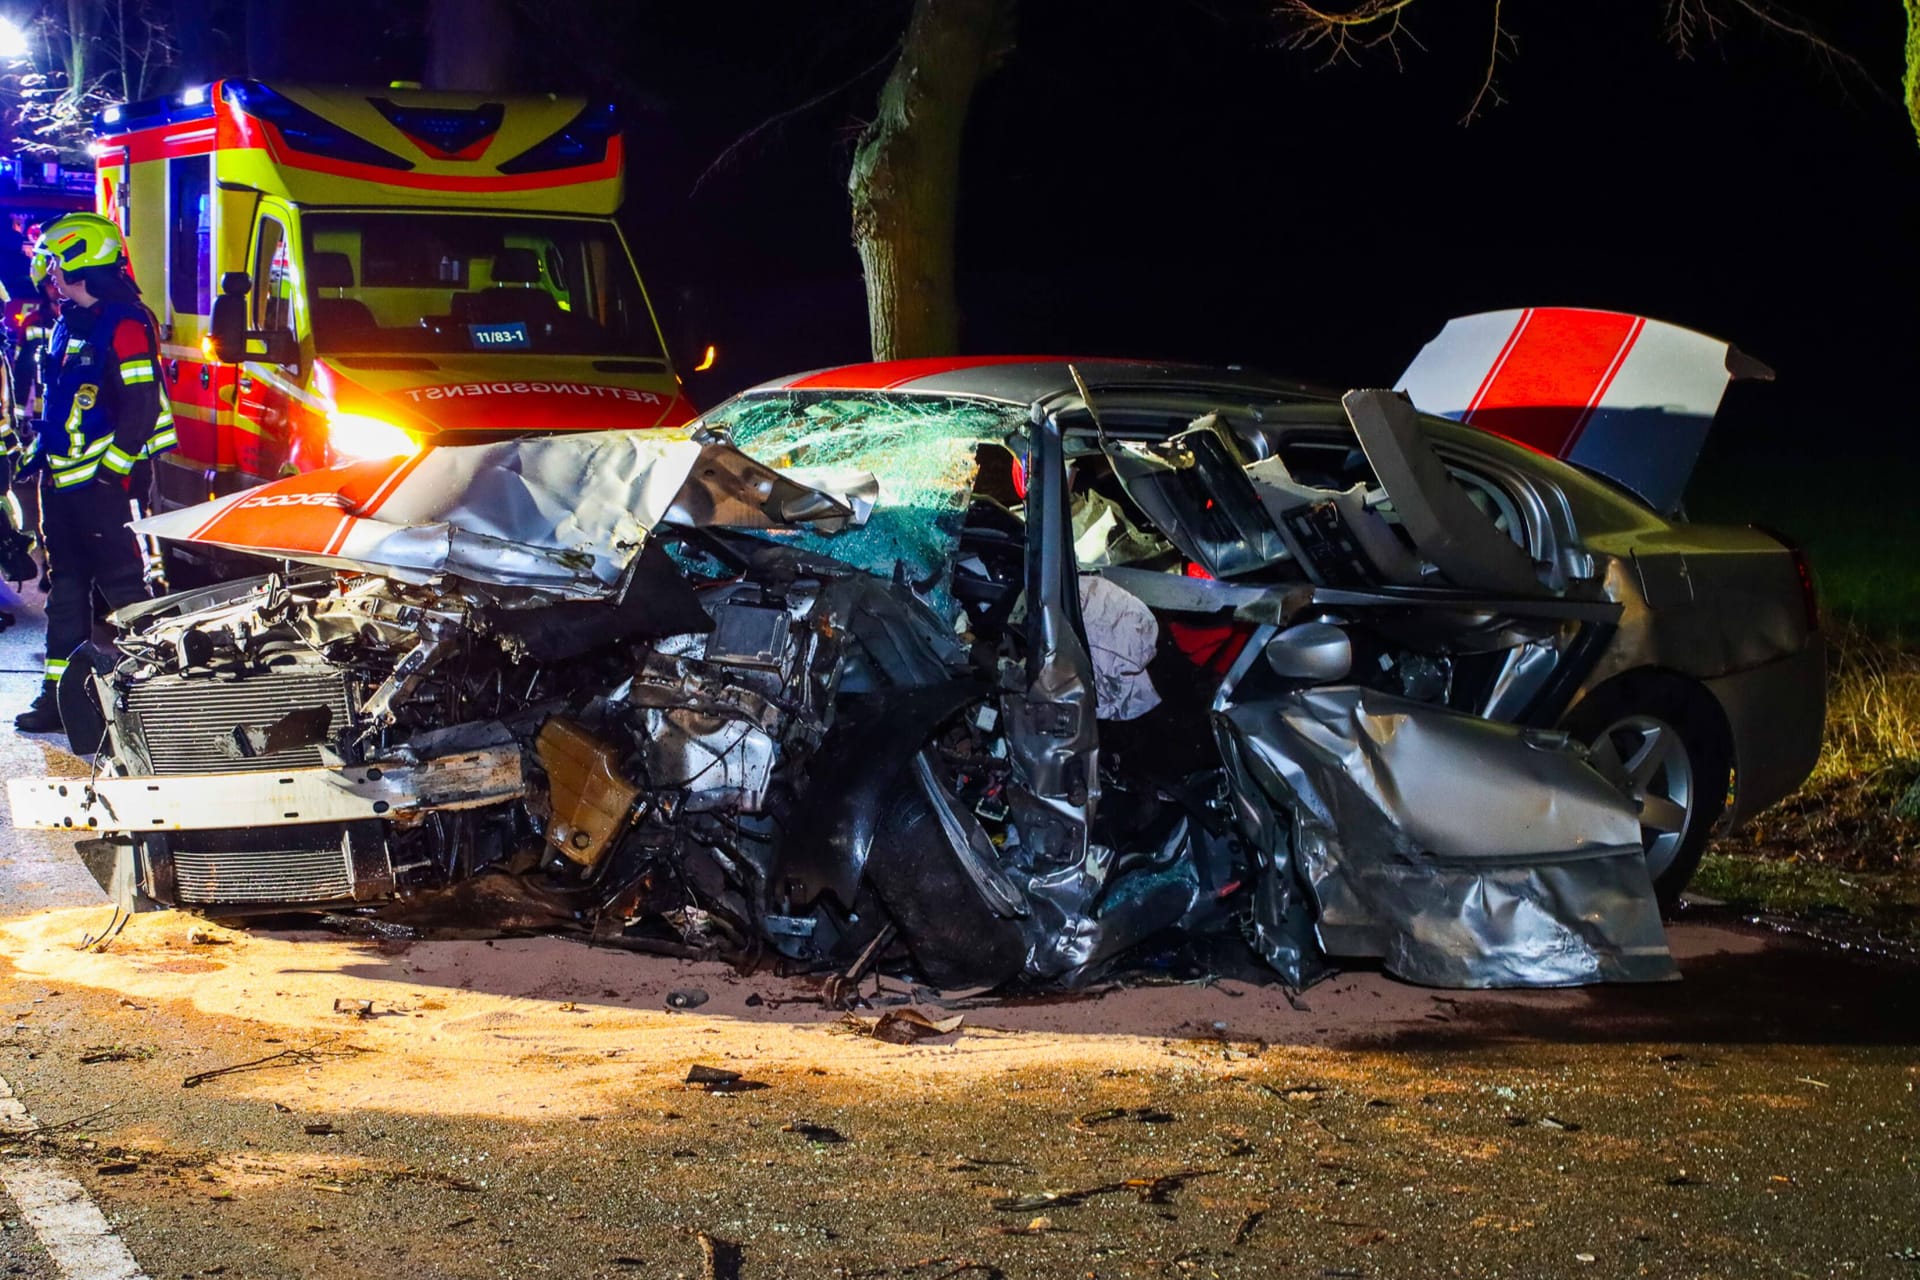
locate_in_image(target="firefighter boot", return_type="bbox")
[14,681,61,732]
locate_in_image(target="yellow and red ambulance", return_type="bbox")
[90,80,694,520]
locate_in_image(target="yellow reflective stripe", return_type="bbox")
[44,658,67,678]
[53,463,97,486]
[141,429,177,457]
[102,446,135,475]
[118,360,156,384]
[63,397,86,455]
[49,436,113,466]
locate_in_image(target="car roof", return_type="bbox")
[746,355,1333,406]
[732,355,1669,527]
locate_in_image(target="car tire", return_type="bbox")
[1559,673,1732,914]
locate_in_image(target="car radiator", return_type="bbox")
[125,667,355,775]
[158,821,391,909]
[120,664,389,908]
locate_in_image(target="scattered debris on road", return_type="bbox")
[77,1044,152,1065]
[683,1064,767,1094]
[180,1037,367,1089]
[779,1120,846,1144]
[862,1008,964,1045]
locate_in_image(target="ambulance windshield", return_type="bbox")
[300,213,664,360]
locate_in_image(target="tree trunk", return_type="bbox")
[849,0,1015,361]
[62,0,94,121]
[425,0,516,92]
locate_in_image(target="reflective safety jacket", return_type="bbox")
[23,300,177,488]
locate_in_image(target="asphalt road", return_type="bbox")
[0,577,100,919]
[0,583,1915,1279]
[1,577,95,1280]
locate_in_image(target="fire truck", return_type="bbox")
[90,80,695,528]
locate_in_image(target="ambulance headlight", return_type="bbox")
[327,411,419,461]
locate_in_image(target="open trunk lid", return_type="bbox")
[1396,307,1773,516]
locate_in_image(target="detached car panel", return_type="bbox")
[14,336,1823,990]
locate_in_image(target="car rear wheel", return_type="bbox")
[1561,676,1731,913]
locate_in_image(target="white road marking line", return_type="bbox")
[0,1072,148,1280]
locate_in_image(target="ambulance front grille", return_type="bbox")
[430,428,562,448]
[127,668,354,775]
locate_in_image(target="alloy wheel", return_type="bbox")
[1585,713,1695,881]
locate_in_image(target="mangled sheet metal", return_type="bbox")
[1220,686,1675,987]
[130,430,876,598]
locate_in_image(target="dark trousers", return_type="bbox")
[40,476,149,680]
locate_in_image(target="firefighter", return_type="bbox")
[0,286,39,614]
[13,213,176,734]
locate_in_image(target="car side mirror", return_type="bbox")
[1264,621,1352,682]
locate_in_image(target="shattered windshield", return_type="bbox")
[709,392,1028,618]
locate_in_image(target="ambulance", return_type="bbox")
[89,80,696,525]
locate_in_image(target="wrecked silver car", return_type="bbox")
[11,312,1826,990]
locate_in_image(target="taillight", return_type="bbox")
[1753,523,1819,634]
[1183,560,1213,580]
[1791,546,1819,633]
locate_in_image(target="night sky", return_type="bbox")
[602,2,1918,463]
[135,1,1920,455]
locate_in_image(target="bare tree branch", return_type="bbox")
[1277,0,1879,124]
[1663,0,1728,59]
[1459,0,1510,124]
[689,39,901,201]
[1720,0,1877,89]
[1276,0,1424,72]
[6,0,176,159]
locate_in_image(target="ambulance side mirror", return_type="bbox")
[207,273,250,364]
[208,272,298,367]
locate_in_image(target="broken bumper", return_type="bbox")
[7,745,525,833]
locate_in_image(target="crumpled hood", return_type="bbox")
[133,429,878,598]
[314,355,695,436]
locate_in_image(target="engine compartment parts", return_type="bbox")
[534,718,641,872]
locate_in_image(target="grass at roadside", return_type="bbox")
[1682,447,1920,931]
[1705,625,1920,935]
[1691,854,1920,939]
